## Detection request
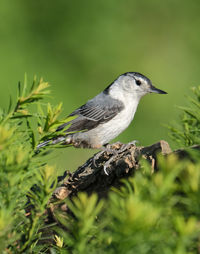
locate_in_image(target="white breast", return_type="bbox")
[90,94,140,145]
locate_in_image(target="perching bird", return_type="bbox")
[37,72,167,163]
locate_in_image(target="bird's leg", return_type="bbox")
[103,141,138,175]
[93,142,120,167]
[103,154,119,175]
[93,141,138,175]
[117,140,139,153]
[93,150,105,166]
[102,142,122,154]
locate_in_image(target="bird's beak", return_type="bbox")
[149,85,167,94]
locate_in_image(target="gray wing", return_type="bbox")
[56,94,124,133]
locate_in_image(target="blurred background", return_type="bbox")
[1,0,200,171]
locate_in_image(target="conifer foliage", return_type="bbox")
[0,78,200,253]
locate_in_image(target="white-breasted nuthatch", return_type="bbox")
[37,72,167,158]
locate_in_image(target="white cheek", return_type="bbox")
[135,85,148,97]
[123,80,135,92]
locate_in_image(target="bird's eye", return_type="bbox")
[136,80,141,86]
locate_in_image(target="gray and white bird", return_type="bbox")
[37,72,167,157]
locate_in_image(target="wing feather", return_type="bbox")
[56,94,124,133]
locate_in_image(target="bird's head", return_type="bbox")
[115,72,167,98]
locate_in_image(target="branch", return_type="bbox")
[44,139,200,226]
[47,140,171,217]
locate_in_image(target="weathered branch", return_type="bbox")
[45,139,200,223]
[46,141,170,216]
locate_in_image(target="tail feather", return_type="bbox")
[37,136,66,149]
[37,140,51,149]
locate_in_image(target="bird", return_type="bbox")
[37,72,167,173]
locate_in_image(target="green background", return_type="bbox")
[1,0,200,171]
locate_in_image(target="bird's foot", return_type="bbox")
[103,140,138,175]
[103,154,118,175]
[93,150,105,166]
[93,141,138,175]
[92,142,121,169]
[117,140,139,153]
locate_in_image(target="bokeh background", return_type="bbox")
[1,0,200,171]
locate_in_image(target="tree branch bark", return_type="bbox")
[46,141,170,215]
[45,140,200,223]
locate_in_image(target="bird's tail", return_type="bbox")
[37,136,67,149]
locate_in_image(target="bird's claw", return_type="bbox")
[129,140,139,146]
[94,140,139,175]
[93,150,105,167]
[118,140,139,153]
[103,154,118,175]
[103,166,109,175]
